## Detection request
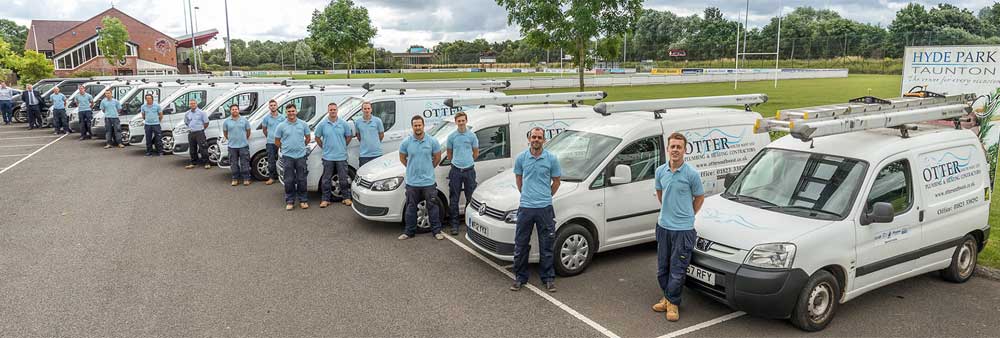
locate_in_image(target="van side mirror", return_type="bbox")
[723,173,739,190]
[609,164,632,185]
[861,202,894,225]
[209,112,223,120]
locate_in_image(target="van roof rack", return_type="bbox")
[755,93,976,141]
[89,75,211,81]
[282,78,406,87]
[593,94,767,118]
[362,80,511,94]
[444,91,606,112]
[176,78,289,85]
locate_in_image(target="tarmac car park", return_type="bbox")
[276,80,511,193]
[466,94,773,276]
[351,91,608,232]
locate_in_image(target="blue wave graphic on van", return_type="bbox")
[924,151,971,169]
[701,208,764,229]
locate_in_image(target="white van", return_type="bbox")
[45,80,107,127]
[91,82,188,142]
[125,83,241,152]
[68,81,137,132]
[175,85,364,164]
[687,93,990,331]
[466,94,772,276]
[277,88,507,192]
[352,92,607,232]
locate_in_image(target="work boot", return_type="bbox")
[243,180,251,186]
[666,302,679,322]
[231,180,238,186]
[342,199,352,206]
[204,164,211,169]
[299,202,309,209]
[103,145,111,149]
[320,201,331,208]
[652,297,669,312]
[185,164,195,169]
[285,204,294,211]
[434,233,445,240]
[117,144,124,148]
[265,179,274,185]
[397,234,411,240]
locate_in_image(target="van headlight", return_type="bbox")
[129,119,143,128]
[503,210,518,224]
[371,177,403,191]
[744,243,796,269]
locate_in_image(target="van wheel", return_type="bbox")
[402,193,448,234]
[941,235,978,283]
[121,127,131,145]
[790,270,839,332]
[207,140,221,164]
[161,132,175,154]
[554,223,594,276]
[251,151,269,181]
[13,108,26,123]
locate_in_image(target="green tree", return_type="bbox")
[0,36,13,80]
[9,50,54,85]
[0,19,27,55]
[293,41,315,69]
[307,0,377,78]
[96,16,130,72]
[496,0,642,90]
[979,2,1000,37]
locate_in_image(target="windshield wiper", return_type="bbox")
[562,178,583,182]
[734,194,776,207]
[761,205,840,218]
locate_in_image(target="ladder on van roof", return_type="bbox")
[754,92,977,141]
[444,91,607,111]
[362,80,511,93]
[282,78,405,88]
[593,94,768,118]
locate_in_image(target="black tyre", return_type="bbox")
[13,108,26,123]
[790,270,840,332]
[401,191,449,234]
[121,127,131,145]
[206,140,221,164]
[941,234,978,283]
[161,131,175,154]
[554,223,595,276]
[250,151,269,181]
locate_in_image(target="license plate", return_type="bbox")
[686,264,716,286]
[467,218,489,237]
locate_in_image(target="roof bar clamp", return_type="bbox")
[849,96,892,105]
[503,104,513,112]
[653,109,666,119]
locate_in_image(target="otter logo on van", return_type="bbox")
[421,103,470,119]
[684,128,744,155]
[921,151,971,183]
[701,208,766,229]
[920,146,982,198]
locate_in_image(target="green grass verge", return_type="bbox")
[264,72,552,80]
[985,176,1000,270]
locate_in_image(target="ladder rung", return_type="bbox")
[789,104,970,141]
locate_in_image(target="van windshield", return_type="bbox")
[724,148,868,220]
[545,130,621,182]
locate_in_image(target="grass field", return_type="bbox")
[266,72,550,80]
[512,74,1000,270]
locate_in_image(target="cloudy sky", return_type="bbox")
[4,0,996,51]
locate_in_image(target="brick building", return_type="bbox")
[25,7,180,76]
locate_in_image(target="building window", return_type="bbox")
[53,37,139,70]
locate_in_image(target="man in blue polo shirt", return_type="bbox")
[274,104,312,210]
[99,90,123,148]
[354,101,385,168]
[315,102,354,208]
[650,132,704,322]
[183,99,212,169]
[49,87,71,135]
[510,127,561,293]
[75,86,95,140]
[446,112,479,236]
[260,99,285,185]
[223,104,252,186]
[140,94,164,156]
[398,115,443,240]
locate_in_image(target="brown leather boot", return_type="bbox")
[652,297,669,312]
[666,302,679,322]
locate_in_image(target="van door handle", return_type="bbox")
[919,210,924,222]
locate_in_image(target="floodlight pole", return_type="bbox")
[774,0,782,88]
[224,0,233,74]
[187,0,198,73]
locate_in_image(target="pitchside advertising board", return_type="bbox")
[903,45,1000,187]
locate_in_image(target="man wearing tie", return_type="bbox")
[21,84,44,130]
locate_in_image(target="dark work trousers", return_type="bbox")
[265,143,279,180]
[144,124,163,155]
[79,110,93,138]
[105,118,121,146]
[52,109,71,133]
[26,105,40,129]
[188,130,210,165]
[513,205,556,285]
[448,165,477,231]
[321,160,352,202]
[656,226,697,305]
[281,156,308,204]
[403,184,442,236]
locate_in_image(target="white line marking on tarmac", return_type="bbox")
[0,130,41,133]
[0,134,67,176]
[442,234,621,338]
[656,311,746,338]
[0,154,30,157]
[0,144,49,148]
[500,264,513,269]
[0,135,60,140]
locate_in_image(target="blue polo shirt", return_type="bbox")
[141,103,162,125]
[184,108,209,131]
[262,113,286,144]
[513,149,562,208]
[75,93,94,112]
[274,119,311,159]
[654,162,704,231]
[100,98,122,118]
[50,93,66,110]
[315,116,353,161]
[399,134,441,187]
[446,128,479,169]
[355,116,385,157]
[223,116,251,149]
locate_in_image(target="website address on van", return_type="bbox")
[935,182,976,198]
